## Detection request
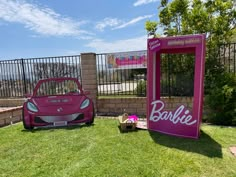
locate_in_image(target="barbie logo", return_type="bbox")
[149,100,197,126]
[148,39,161,51]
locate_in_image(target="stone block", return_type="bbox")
[0,112,12,120]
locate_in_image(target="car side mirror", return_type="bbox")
[83,90,90,95]
[24,93,32,98]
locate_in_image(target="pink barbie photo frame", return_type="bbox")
[147,34,206,139]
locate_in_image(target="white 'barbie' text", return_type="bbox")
[149,100,196,126]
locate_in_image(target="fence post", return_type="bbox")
[80,53,97,112]
[21,58,27,95]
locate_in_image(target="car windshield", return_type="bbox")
[35,80,80,96]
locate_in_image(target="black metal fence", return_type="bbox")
[96,51,195,97]
[0,55,81,98]
[0,43,235,98]
[97,43,236,97]
[219,43,236,75]
[97,51,147,96]
[160,53,195,97]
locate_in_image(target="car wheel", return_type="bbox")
[22,109,34,130]
[86,105,95,125]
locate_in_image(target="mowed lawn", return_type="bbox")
[0,118,236,177]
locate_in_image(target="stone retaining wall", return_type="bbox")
[0,106,22,127]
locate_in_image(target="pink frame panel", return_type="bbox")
[147,34,206,139]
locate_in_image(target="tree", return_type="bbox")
[154,0,236,43]
[147,0,236,82]
[145,21,158,37]
[230,29,236,42]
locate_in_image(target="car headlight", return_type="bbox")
[27,102,38,112]
[80,99,90,109]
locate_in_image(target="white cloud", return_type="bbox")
[133,0,159,6]
[113,15,154,29]
[85,35,147,53]
[0,0,90,37]
[95,15,154,31]
[95,18,121,31]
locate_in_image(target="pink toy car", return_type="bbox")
[22,77,94,130]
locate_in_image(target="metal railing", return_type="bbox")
[96,43,236,97]
[0,55,81,98]
[96,51,195,97]
[0,42,235,98]
[96,51,147,96]
[219,43,236,75]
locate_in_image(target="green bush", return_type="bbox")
[205,72,236,125]
[135,80,146,96]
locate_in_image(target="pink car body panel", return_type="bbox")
[23,77,94,129]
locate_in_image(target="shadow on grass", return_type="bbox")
[149,130,222,158]
[21,123,95,133]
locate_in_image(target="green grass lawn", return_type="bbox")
[0,119,236,177]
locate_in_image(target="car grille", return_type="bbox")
[34,113,84,123]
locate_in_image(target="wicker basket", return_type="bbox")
[119,113,137,131]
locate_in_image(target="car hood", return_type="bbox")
[28,95,89,114]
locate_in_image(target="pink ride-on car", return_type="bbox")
[22,77,94,130]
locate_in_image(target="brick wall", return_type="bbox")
[0,107,22,127]
[97,97,193,116]
[80,53,98,111]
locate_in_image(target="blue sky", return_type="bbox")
[0,0,161,60]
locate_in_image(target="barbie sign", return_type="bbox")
[148,39,161,51]
[147,34,206,139]
[150,100,196,126]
